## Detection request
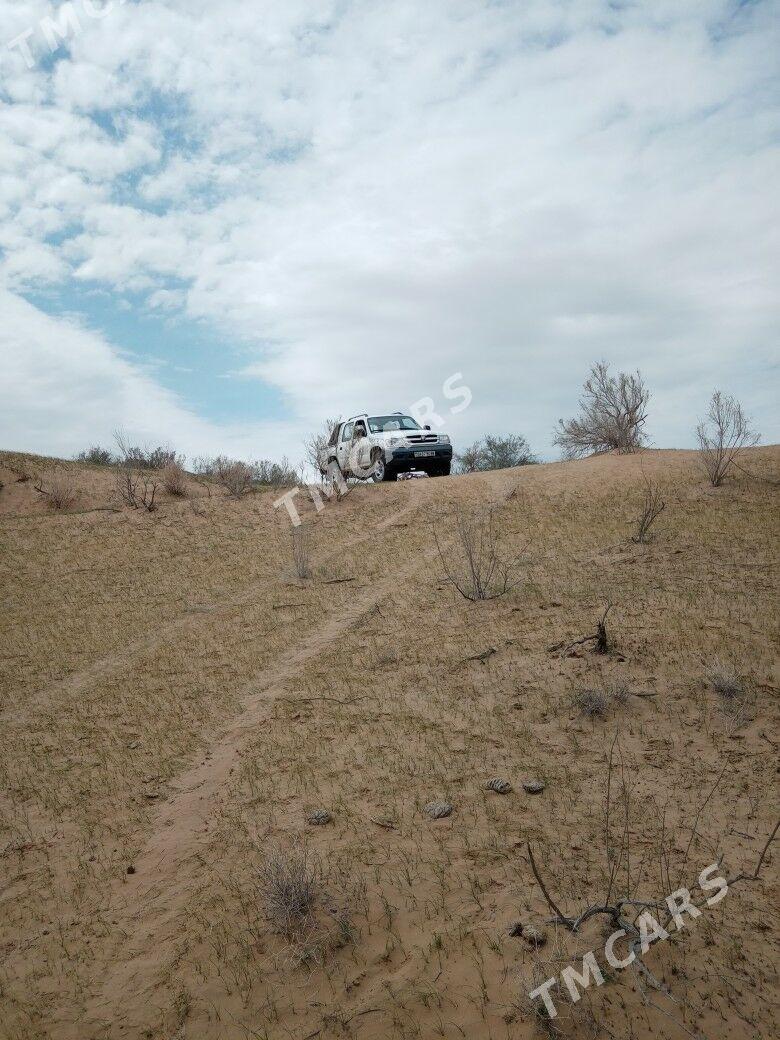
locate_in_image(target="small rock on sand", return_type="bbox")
[424,801,453,820]
[507,921,547,946]
[307,809,333,826]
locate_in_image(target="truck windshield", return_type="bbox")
[368,415,422,432]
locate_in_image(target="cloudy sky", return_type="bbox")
[1,0,777,463]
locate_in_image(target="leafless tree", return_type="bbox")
[455,442,484,474]
[456,433,536,473]
[554,362,649,459]
[632,475,665,543]
[304,416,342,474]
[696,391,759,487]
[434,505,525,601]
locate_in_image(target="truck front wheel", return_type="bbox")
[370,452,392,482]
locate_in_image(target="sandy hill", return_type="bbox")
[0,447,778,1040]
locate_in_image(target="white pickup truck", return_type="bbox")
[318,413,454,483]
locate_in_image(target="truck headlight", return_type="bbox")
[439,435,450,444]
[388,437,402,446]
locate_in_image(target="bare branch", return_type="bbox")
[526,842,572,927]
[632,475,665,543]
[696,391,760,487]
[433,504,528,601]
[554,362,650,459]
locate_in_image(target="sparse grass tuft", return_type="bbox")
[258,844,319,936]
[707,659,743,701]
[572,686,610,718]
[291,525,312,579]
[606,679,630,706]
[572,679,630,718]
[707,659,751,722]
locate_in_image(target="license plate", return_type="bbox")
[415,451,435,457]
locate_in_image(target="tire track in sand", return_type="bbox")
[78,484,439,1035]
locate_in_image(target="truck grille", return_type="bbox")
[407,435,438,443]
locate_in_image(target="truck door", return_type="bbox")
[337,421,354,473]
[352,419,370,472]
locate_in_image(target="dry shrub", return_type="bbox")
[456,433,536,473]
[193,456,298,495]
[75,445,114,466]
[516,959,601,1037]
[632,476,665,543]
[259,843,320,937]
[572,680,629,718]
[291,525,311,579]
[434,505,525,601]
[707,659,743,700]
[114,430,180,471]
[572,686,610,719]
[10,460,33,483]
[696,391,759,487]
[162,461,188,497]
[607,679,630,707]
[254,843,362,969]
[254,457,298,487]
[214,457,255,498]
[554,362,649,459]
[115,468,159,512]
[525,738,779,1021]
[35,470,77,510]
[707,659,751,723]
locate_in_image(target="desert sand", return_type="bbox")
[1,447,778,1040]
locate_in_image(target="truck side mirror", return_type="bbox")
[424,424,431,430]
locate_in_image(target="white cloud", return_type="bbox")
[0,287,301,460]
[0,0,778,457]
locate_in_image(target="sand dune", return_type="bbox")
[1,447,778,1040]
